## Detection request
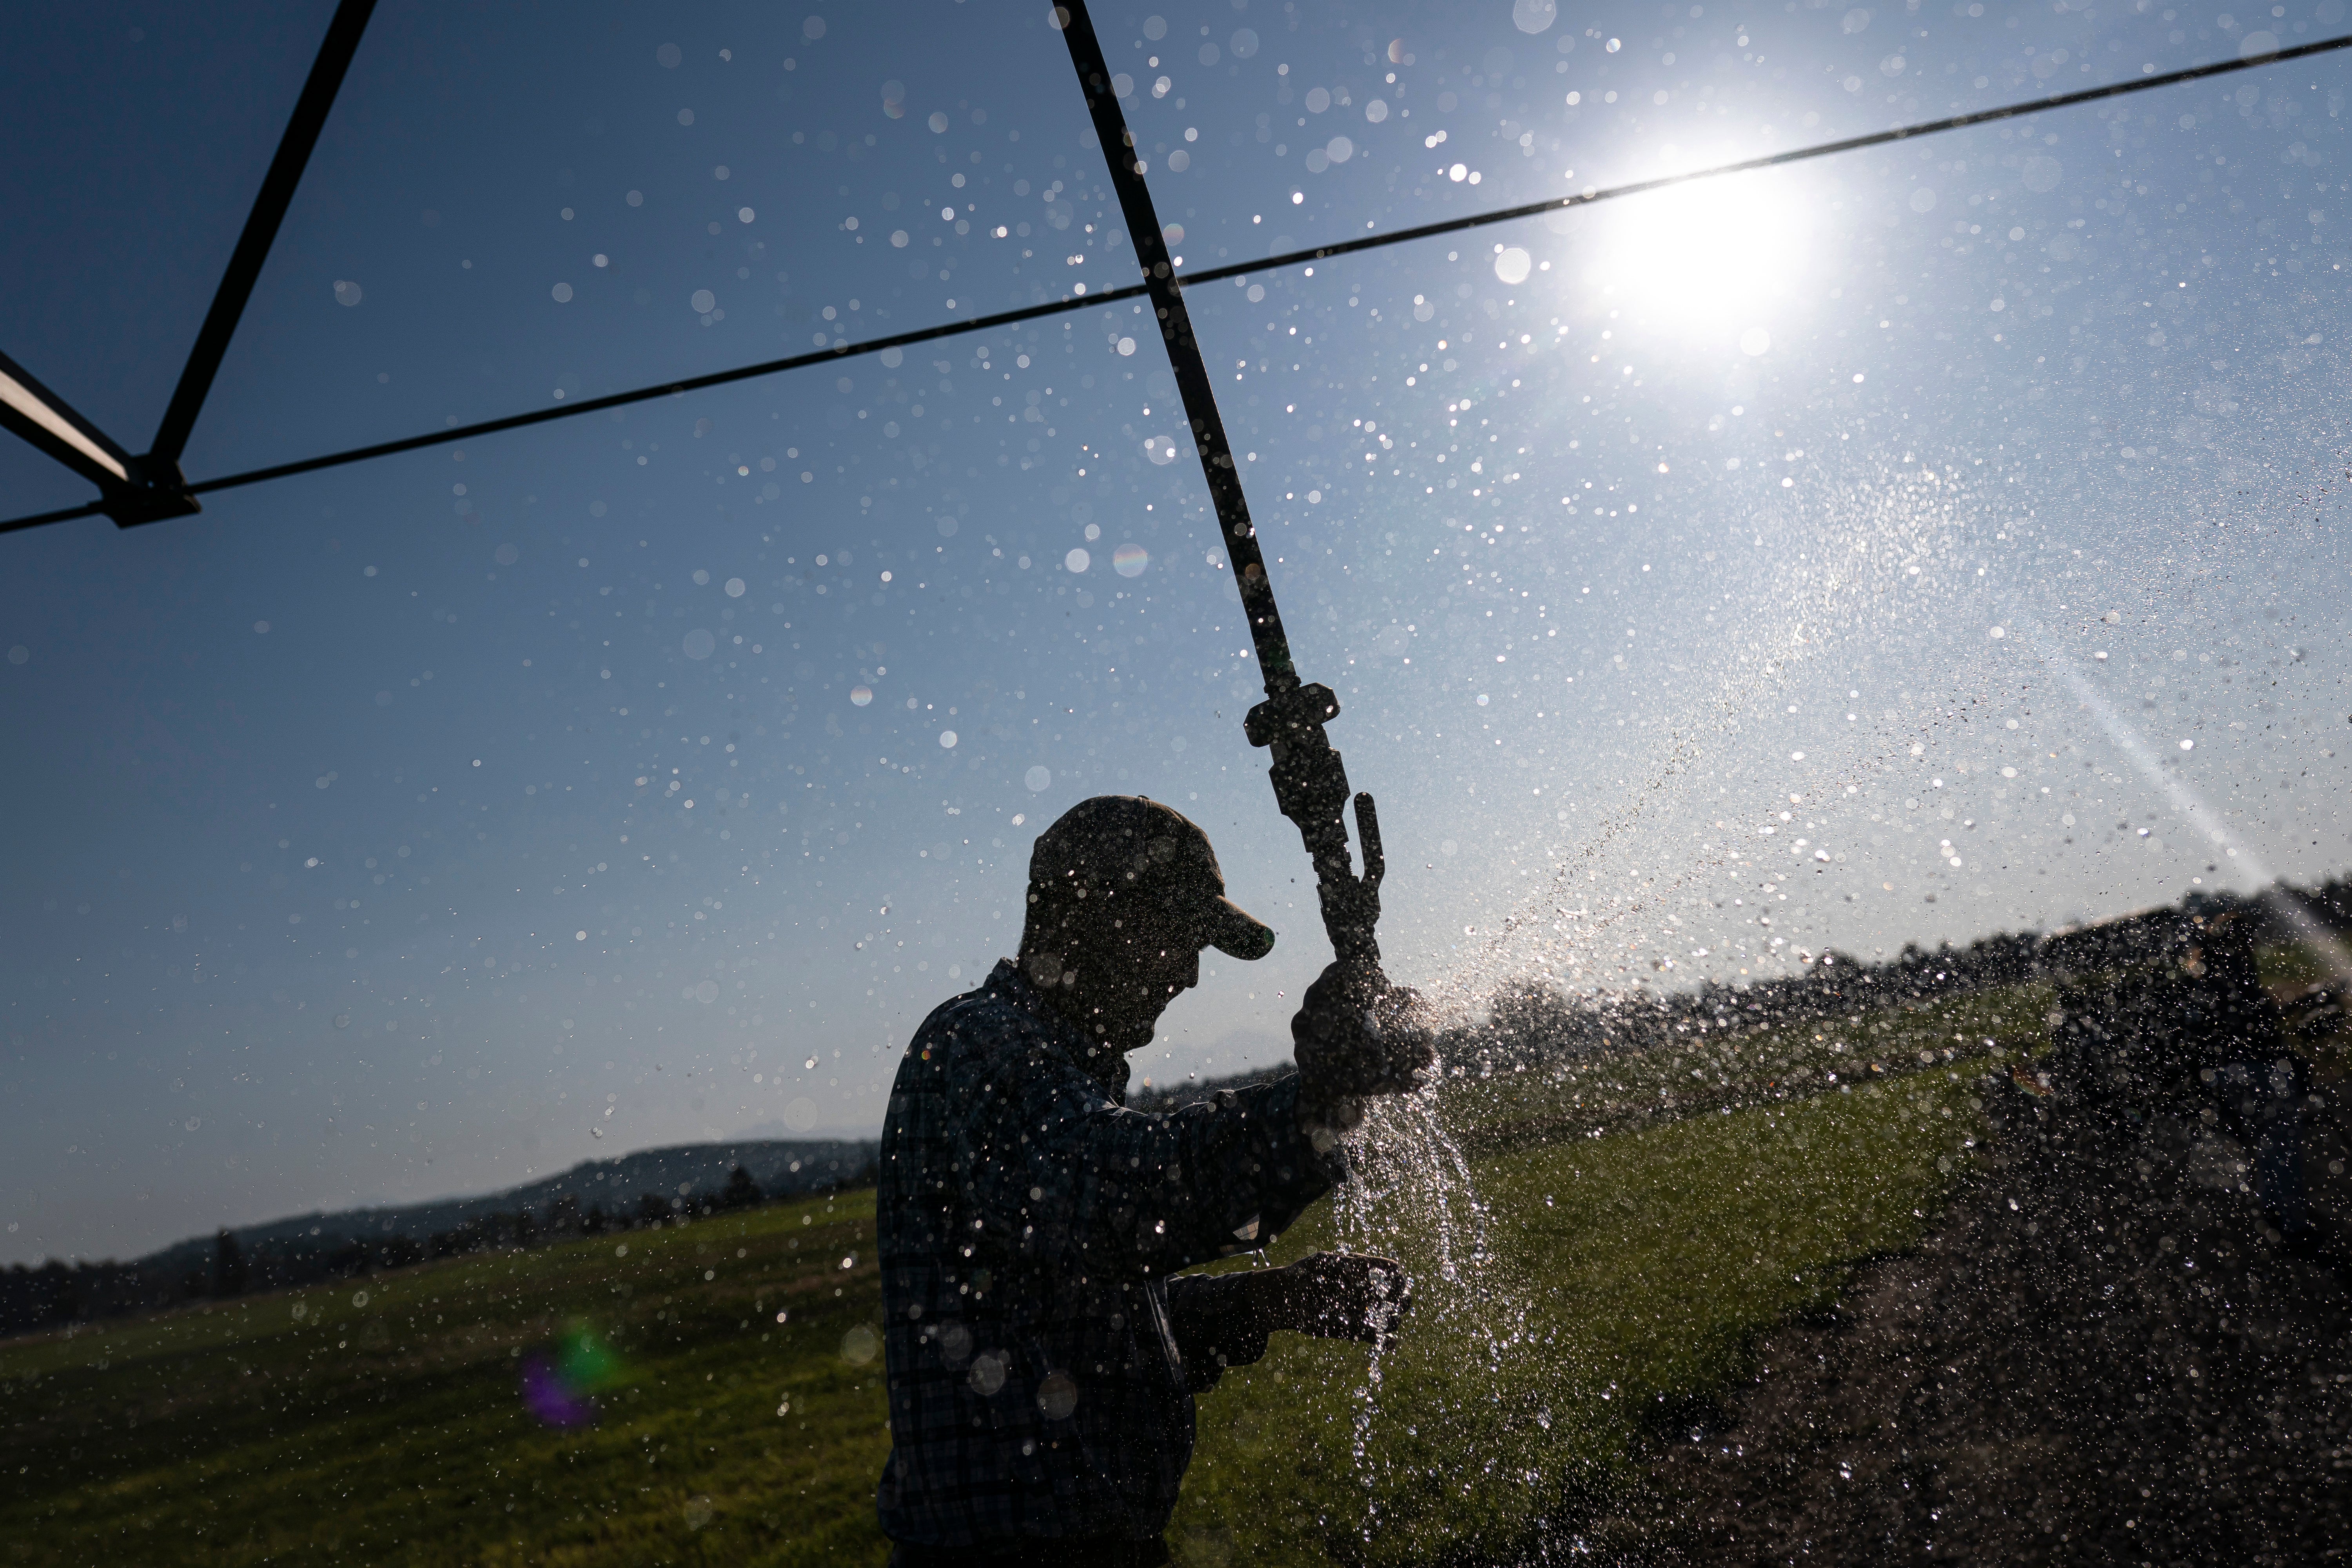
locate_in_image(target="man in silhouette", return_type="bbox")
[875,795,1431,1566]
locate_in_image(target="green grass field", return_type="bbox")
[1442,980,2048,1157]
[1,1195,898,1566]
[1168,1071,1985,1565]
[0,1004,2003,1566]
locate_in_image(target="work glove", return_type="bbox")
[1292,960,1435,1145]
[1169,1251,1413,1389]
[1251,1250,1413,1345]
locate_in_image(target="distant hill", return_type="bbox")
[128,1138,876,1281]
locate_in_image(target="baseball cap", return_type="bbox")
[1027,795,1276,960]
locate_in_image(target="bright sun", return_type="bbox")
[1575,169,1814,347]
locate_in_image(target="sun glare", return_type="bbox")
[1577,170,1813,346]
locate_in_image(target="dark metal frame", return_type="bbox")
[0,348,142,493]
[2,25,2343,540]
[2,0,375,529]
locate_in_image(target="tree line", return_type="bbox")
[18,872,2351,1342]
[0,1156,874,1341]
[1138,874,2352,1107]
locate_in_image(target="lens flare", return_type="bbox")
[521,1321,622,1426]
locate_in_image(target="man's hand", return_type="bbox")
[1293,961,1435,1143]
[1247,1251,1412,1345]
[1168,1252,1412,1388]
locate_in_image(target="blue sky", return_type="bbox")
[4,0,2349,1264]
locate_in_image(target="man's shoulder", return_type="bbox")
[908,966,1063,1069]
[903,968,1087,1091]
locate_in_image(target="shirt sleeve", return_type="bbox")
[946,1029,1341,1286]
[1163,1270,1271,1392]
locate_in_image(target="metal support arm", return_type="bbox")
[1054,0,1385,975]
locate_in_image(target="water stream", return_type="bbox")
[1332,1080,1526,1523]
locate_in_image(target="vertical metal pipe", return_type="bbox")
[1051,1,1298,695]
[1053,1,1385,974]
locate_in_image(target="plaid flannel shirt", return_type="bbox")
[874,960,1342,1549]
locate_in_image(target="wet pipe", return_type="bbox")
[1054,0,1386,978]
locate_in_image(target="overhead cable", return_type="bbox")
[4,31,2343,539]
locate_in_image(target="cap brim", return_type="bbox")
[1203,896,1276,961]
